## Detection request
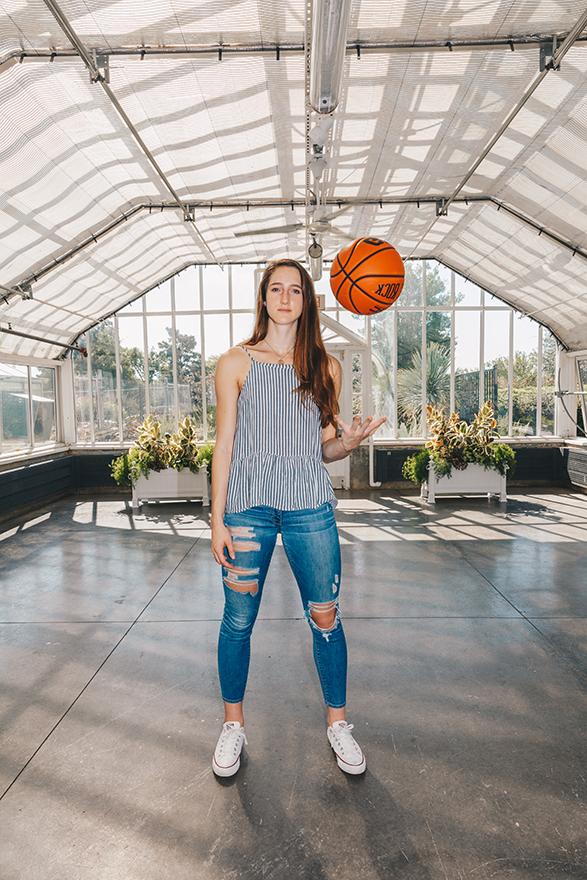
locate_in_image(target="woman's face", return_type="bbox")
[264,265,304,325]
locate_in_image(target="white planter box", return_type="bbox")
[132,467,210,510]
[421,463,507,504]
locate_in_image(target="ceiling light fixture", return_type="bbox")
[310,0,352,114]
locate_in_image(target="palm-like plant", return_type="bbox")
[397,342,450,431]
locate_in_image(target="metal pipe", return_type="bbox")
[4,33,587,67]
[0,326,87,354]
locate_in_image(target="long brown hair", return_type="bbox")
[242,258,339,429]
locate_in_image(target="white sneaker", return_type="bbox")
[327,720,367,774]
[212,721,248,777]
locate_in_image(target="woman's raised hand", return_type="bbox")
[336,414,387,452]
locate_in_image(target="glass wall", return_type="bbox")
[70,261,560,445]
[0,362,59,456]
[370,261,557,440]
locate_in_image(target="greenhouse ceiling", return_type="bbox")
[1,0,587,358]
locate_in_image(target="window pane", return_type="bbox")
[175,315,204,441]
[578,358,587,436]
[147,315,175,433]
[399,261,423,306]
[203,265,229,310]
[454,311,480,421]
[73,344,91,444]
[89,320,119,442]
[174,267,200,311]
[0,363,29,453]
[205,314,230,437]
[145,279,172,312]
[397,311,423,436]
[484,311,510,434]
[352,352,362,416]
[118,296,143,315]
[233,312,255,347]
[371,310,394,439]
[118,316,146,441]
[426,312,450,414]
[30,367,57,445]
[425,261,451,306]
[512,316,538,436]
[315,270,339,310]
[231,265,257,310]
[541,330,556,436]
[337,309,365,336]
[454,276,481,307]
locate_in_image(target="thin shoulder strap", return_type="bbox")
[239,344,254,361]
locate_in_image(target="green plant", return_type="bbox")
[402,401,516,484]
[110,416,214,487]
[402,449,430,484]
[110,452,131,487]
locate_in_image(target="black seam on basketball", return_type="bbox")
[352,273,405,282]
[330,238,362,278]
[335,261,399,307]
[335,271,348,301]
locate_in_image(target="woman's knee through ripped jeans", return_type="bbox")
[217,502,347,708]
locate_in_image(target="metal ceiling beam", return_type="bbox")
[0,325,87,354]
[439,8,587,217]
[404,6,587,259]
[3,193,587,309]
[3,32,587,71]
[39,0,219,267]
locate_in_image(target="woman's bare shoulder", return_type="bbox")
[216,346,249,389]
[217,345,249,367]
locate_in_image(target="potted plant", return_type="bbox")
[110,416,214,509]
[402,402,516,504]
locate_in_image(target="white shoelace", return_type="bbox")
[330,721,363,760]
[216,722,248,760]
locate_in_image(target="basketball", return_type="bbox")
[330,238,405,315]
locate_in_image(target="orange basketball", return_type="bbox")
[330,237,405,315]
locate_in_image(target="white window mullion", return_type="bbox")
[27,365,34,449]
[228,264,234,348]
[421,305,427,438]
[171,278,179,431]
[536,325,543,437]
[114,316,124,442]
[199,266,208,441]
[143,304,150,417]
[392,307,398,439]
[87,334,95,445]
[508,310,514,436]
[479,295,485,412]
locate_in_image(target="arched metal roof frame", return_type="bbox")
[1,0,587,357]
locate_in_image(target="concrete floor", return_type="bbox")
[0,489,586,880]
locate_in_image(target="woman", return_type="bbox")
[210,258,386,777]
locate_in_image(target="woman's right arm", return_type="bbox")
[210,350,241,568]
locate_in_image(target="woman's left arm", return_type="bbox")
[321,355,386,463]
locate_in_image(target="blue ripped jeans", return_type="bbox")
[218,501,347,708]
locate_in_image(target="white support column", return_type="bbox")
[59,358,77,445]
[555,346,577,438]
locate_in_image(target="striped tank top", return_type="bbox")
[224,345,338,513]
